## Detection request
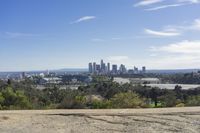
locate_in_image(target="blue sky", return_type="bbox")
[0,0,200,71]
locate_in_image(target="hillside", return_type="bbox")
[0,107,200,133]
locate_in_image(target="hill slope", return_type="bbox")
[0,107,200,133]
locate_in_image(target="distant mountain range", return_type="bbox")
[147,69,200,74]
[55,68,87,72]
[0,68,199,75]
[0,68,88,76]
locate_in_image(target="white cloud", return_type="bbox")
[111,37,121,40]
[107,56,129,62]
[149,53,158,57]
[144,18,200,37]
[190,19,200,30]
[0,32,39,38]
[91,38,105,42]
[148,40,200,69]
[134,0,163,7]
[134,0,200,11]
[146,54,200,69]
[144,29,181,37]
[71,16,96,24]
[165,18,200,31]
[178,0,200,4]
[145,3,185,11]
[150,40,200,54]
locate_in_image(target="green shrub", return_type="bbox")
[58,95,87,109]
[159,91,177,107]
[1,87,31,109]
[186,95,200,106]
[91,100,112,109]
[110,92,145,108]
[176,103,185,107]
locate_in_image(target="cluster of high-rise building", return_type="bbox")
[88,59,146,75]
[88,60,111,75]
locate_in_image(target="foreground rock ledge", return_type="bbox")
[0,107,200,133]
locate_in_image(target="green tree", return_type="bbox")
[0,92,5,109]
[150,87,160,107]
[91,100,111,109]
[1,87,31,109]
[174,85,183,100]
[159,91,177,107]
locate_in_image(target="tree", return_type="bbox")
[159,91,177,107]
[150,87,160,107]
[0,92,5,109]
[1,87,31,109]
[7,79,12,85]
[174,85,183,100]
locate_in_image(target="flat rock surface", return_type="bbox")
[0,107,200,133]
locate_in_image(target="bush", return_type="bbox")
[58,95,87,109]
[186,95,200,106]
[110,92,145,108]
[159,91,177,107]
[176,103,185,107]
[1,87,31,109]
[91,100,112,109]
[0,92,5,106]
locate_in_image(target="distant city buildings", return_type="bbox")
[88,59,147,75]
[142,66,146,73]
[112,64,118,74]
[88,63,93,73]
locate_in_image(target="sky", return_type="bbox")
[0,0,200,71]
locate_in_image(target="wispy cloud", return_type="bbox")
[150,40,200,54]
[178,0,200,4]
[134,0,164,7]
[190,19,200,30]
[145,3,185,11]
[71,16,96,24]
[144,29,181,37]
[148,40,200,69]
[107,56,129,62]
[0,32,40,38]
[91,38,105,42]
[163,18,200,31]
[134,0,200,11]
[111,37,122,40]
[144,18,200,37]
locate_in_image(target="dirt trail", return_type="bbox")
[0,107,200,133]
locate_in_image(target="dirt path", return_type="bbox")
[0,107,200,133]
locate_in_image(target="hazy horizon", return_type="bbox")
[1,0,200,71]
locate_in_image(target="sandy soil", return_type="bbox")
[0,107,200,133]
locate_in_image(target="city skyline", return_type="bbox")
[1,0,200,71]
[88,59,146,75]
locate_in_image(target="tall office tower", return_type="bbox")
[88,63,93,73]
[107,63,110,73]
[119,64,126,74]
[112,65,118,74]
[96,64,101,73]
[102,63,106,72]
[142,66,146,73]
[93,62,96,73]
[21,72,26,79]
[100,59,104,70]
[128,69,134,74]
[134,66,138,74]
[46,69,50,75]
